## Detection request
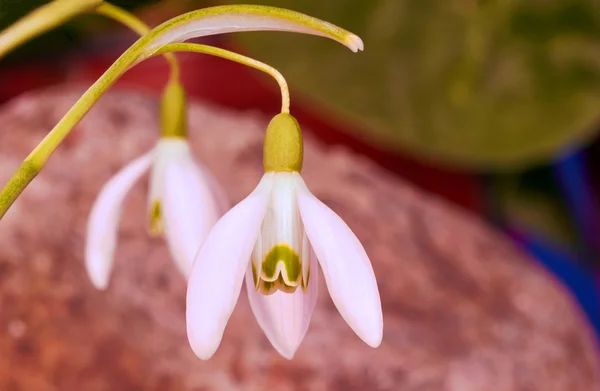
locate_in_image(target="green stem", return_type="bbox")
[0,42,291,219]
[0,0,103,59]
[0,4,359,220]
[95,3,185,138]
[153,43,290,113]
[0,0,181,81]
[0,161,39,218]
[95,3,180,82]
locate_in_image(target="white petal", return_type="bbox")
[85,152,153,290]
[147,138,183,235]
[162,152,222,278]
[186,174,273,360]
[297,181,383,347]
[155,140,221,278]
[245,251,318,359]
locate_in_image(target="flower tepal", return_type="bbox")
[85,136,225,288]
[85,137,222,289]
[85,75,226,288]
[187,113,383,360]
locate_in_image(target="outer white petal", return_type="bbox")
[296,180,383,347]
[147,139,177,235]
[186,174,274,360]
[161,141,222,277]
[85,152,153,290]
[245,251,318,359]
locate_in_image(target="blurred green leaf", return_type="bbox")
[228,0,600,171]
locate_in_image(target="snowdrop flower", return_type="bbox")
[187,113,383,359]
[85,81,224,289]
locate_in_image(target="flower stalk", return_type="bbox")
[0,0,183,217]
[160,77,188,139]
[153,43,290,114]
[0,0,103,59]
[95,2,181,83]
[0,4,362,220]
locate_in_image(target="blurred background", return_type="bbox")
[1,0,600,368]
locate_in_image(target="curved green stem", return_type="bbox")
[0,41,292,219]
[0,0,181,82]
[95,3,180,82]
[96,3,185,138]
[0,0,103,59]
[4,3,355,166]
[0,4,362,220]
[96,3,149,37]
[153,43,289,113]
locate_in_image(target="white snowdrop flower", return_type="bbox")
[186,113,382,360]
[85,137,224,289]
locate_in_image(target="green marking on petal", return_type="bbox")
[259,274,298,295]
[261,244,301,285]
[260,279,276,295]
[254,243,311,294]
[149,200,163,237]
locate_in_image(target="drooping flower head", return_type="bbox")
[187,113,383,359]
[85,79,225,288]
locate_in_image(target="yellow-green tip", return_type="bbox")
[263,113,303,172]
[160,78,187,138]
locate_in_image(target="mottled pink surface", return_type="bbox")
[0,86,597,391]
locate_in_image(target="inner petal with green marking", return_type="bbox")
[250,172,312,295]
[252,243,308,294]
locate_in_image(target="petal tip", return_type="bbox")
[358,313,383,348]
[350,309,383,349]
[280,350,296,360]
[364,330,383,348]
[91,278,109,291]
[273,342,299,360]
[85,255,110,291]
[189,344,217,361]
[347,34,364,52]
[186,323,219,360]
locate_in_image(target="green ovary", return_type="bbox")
[253,243,309,295]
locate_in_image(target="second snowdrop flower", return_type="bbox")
[85,80,225,289]
[187,113,383,360]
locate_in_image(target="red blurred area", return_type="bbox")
[0,38,483,213]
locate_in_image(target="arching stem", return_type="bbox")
[0,43,290,219]
[153,43,289,114]
[0,4,362,220]
[95,3,180,83]
[0,0,103,59]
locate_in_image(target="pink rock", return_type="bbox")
[0,86,597,391]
